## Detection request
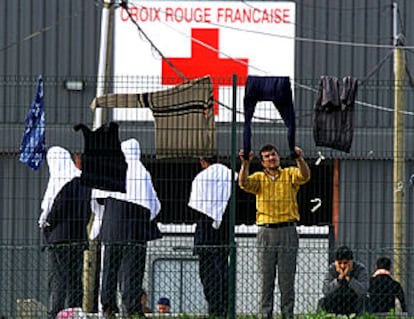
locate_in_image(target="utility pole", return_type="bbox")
[94,0,114,129]
[392,2,406,287]
[228,74,238,319]
[83,0,114,312]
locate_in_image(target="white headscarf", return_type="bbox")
[92,138,161,221]
[38,146,81,228]
[188,163,235,229]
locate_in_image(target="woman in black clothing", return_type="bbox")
[39,146,92,319]
[91,138,162,318]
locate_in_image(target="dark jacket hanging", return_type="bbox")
[74,122,127,192]
[313,76,358,153]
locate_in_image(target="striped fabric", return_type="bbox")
[90,76,216,159]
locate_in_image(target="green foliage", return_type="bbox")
[301,310,412,319]
[128,314,412,319]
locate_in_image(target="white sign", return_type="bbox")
[113,1,295,122]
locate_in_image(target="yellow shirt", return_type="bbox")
[240,167,310,225]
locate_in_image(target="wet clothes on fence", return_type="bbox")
[90,138,162,240]
[313,76,358,153]
[243,75,296,159]
[89,76,216,159]
[73,122,127,192]
[19,75,46,170]
[90,138,162,317]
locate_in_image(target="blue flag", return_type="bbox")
[19,75,46,170]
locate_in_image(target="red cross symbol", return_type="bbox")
[161,28,249,115]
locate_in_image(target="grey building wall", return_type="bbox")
[0,0,413,316]
[338,159,414,314]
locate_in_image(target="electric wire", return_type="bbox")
[119,1,188,82]
[291,1,386,12]
[2,0,413,119]
[359,50,394,85]
[0,3,91,54]
[124,1,414,117]
[242,0,392,43]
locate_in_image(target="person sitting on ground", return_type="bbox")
[369,256,407,313]
[318,245,369,315]
[156,297,171,313]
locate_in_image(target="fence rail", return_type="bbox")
[0,76,413,317]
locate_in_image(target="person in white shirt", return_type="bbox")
[188,155,235,318]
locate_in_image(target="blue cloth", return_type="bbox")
[19,75,45,170]
[243,76,296,159]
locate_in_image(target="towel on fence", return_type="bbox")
[19,75,46,170]
[243,76,296,159]
[188,163,235,228]
[90,138,161,239]
[93,138,161,219]
[313,76,358,153]
[89,76,216,159]
[74,122,127,192]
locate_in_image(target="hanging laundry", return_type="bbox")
[38,146,82,229]
[313,76,358,153]
[19,75,46,170]
[188,161,235,229]
[90,138,162,241]
[89,76,216,159]
[74,121,127,192]
[243,75,296,159]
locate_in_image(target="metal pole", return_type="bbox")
[392,2,406,287]
[228,74,238,319]
[83,0,114,312]
[93,0,113,129]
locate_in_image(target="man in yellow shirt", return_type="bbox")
[239,144,310,319]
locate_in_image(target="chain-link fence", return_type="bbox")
[0,75,413,318]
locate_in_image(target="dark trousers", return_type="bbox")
[47,244,85,319]
[197,246,229,317]
[318,288,366,315]
[100,243,146,316]
[243,76,296,159]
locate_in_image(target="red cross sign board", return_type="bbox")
[113,1,295,122]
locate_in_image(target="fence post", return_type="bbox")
[228,74,238,319]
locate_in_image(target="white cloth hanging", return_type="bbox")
[90,138,161,239]
[188,163,236,229]
[38,146,81,228]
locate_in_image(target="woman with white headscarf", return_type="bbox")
[39,146,92,319]
[188,155,236,318]
[91,138,162,318]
